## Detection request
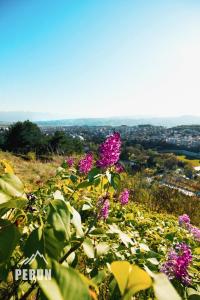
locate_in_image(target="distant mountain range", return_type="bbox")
[37,115,200,127]
[0,111,200,127]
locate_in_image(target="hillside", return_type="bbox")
[0,134,200,299]
[0,151,62,191]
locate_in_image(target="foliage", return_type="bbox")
[0,134,199,300]
[1,121,83,156]
[4,121,44,154]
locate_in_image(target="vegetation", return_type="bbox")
[0,151,62,191]
[177,155,200,168]
[0,121,83,156]
[0,133,199,300]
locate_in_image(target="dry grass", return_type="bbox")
[0,151,63,192]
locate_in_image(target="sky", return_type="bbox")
[0,0,200,118]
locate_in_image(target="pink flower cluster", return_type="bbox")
[119,189,129,205]
[189,226,200,242]
[160,243,192,285]
[97,133,121,168]
[98,198,110,220]
[178,214,190,227]
[78,153,93,174]
[178,214,200,242]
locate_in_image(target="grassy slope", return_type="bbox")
[0,151,63,192]
[177,155,200,167]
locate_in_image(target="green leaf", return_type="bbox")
[70,174,78,183]
[110,261,152,298]
[147,258,159,265]
[188,295,200,300]
[82,238,94,258]
[110,173,120,190]
[106,170,112,183]
[88,168,101,182]
[47,199,71,241]
[96,242,110,257]
[187,288,200,300]
[108,224,134,247]
[77,181,92,189]
[153,273,181,300]
[71,207,84,238]
[24,226,65,266]
[92,269,107,285]
[0,219,20,265]
[0,174,27,209]
[39,261,90,300]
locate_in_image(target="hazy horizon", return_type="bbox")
[1,110,200,121]
[1,1,200,117]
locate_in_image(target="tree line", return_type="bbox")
[0,121,83,156]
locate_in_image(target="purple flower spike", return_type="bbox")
[78,153,93,175]
[178,214,190,227]
[97,132,121,168]
[98,198,110,220]
[160,242,192,285]
[119,189,129,205]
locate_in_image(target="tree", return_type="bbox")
[49,131,83,155]
[0,129,5,149]
[5,120,44,154]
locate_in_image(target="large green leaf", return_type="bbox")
[39,261,90,300]
[0,174,27,209]
[71,207,84,238]
[23,227,48,269]
[82,237,94,258]
[0,219,20,265]
[24,226,65,267]
[153,273,181,300]
[110,261,152,298]
[47,199,71,241]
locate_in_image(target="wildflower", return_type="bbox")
[178,214,190,227]
[160,242,192,285]
[97,198,110,220]
[189,226,200,242]
[119,189,129,205]
[115,162,124,173]
[178,215,200,242]
[97,132,121,168]
[66,157,74,167]
[78,153,93,174]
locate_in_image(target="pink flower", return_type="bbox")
[189,225,200,242]
[98,198,110,220]
[65,157,74,167]
[97,133,121,168]
[78,153,93,174]
[119,189,129,205]
[178,214,190,227]
[178,215,200,242]
[160,243,192,285]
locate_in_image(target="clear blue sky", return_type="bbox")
[0,0,200,118]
